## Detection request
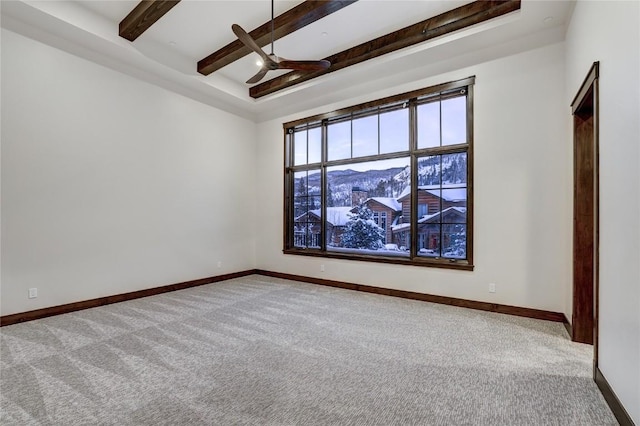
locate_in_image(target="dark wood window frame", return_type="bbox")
[283,76,475,271]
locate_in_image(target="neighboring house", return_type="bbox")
[416,207,467,254]
[295,191,403,248]
[396,184,467,223]
[392,185,467,251]
[294,207,352,247]
[295,186,466,250]
[359,197,402,244]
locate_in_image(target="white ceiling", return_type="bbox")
[1,0,574,122]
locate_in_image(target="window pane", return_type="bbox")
[293,170,321,248]
[415,152,467,260]
[293,129,307,165]
[417,101,440,149]
[418,224,440,257]
[442,205,466,224]
[307,127,322,164]
[442,224,466,259]
[442,96,466,146]
[326,158,409,257]
[418,155,442,185]
[352,115,378,158]
[441,188,466,206]
[328,121,351,161]
[441,153,467,184]
[380,108,409,154]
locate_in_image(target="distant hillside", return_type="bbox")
[298,153,466,207]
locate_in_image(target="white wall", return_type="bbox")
[256,42,571,314]
[1,29,257,316]
[565,1,640,423]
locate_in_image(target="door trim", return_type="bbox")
[570,61,599,370]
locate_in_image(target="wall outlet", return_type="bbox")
[217,261,222,268]
[488,283,496,293]
[320,264,325,272]
[28,288,38,299]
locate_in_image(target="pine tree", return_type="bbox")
[444,224,466,258]
[341,207,385,250]
[326,184,335,207]
[294,177,308,217]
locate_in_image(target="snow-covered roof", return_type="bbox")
[365,197,402,211]
[391,222,410,232]
[391,207,466,231]
[424,188,466,202]
[310,207,353,227]
[398,184,467,201]
[418,207,467,223]
[397,186,411,200]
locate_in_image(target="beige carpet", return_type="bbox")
[1,275,617,425]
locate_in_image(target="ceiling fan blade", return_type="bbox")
[231,24,269,63]
[277,59,331,71]
[246,67,269,84]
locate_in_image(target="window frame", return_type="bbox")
[283,77,474,270]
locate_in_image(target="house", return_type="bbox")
[293,207,352,247]
[293,196,401,247]
[359,197,402,245]
[1,1,638,424]
[396,184,467,222]
[392,186,467,253]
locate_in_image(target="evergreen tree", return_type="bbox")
[294,177,308,216]
[296,177,307,196]
[368,179,385,197]
[444,224,466,258]
[326,184,335,207]
[341,207,385,250]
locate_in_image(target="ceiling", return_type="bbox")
[1,1,574,122]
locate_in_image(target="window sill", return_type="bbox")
[282,248,474,271]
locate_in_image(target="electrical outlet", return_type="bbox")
[28,288,38,299]
[320,264,325,272]
[217,261,222,268]
[488,283,496,293]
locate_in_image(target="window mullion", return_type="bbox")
[409,99,418,260]
[321,121,327,251]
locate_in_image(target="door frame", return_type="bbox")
[570,62,599,371]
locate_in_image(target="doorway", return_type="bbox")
[570,62,599,357]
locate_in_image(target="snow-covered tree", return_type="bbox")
[443,224,466,258]
[341,207,385,250]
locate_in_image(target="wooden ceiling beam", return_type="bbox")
[250,0,521,98]
[197,0,358,76]
[120,0,181,42]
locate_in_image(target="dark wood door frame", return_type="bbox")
[570,62,599,361]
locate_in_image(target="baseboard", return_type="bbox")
[0,269,258,327]
[563,314,573,338]
[255,270,566,323]
[1,268,566,327]
[595,367,636,426]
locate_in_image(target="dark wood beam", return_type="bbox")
[250,0,520,98]
[119,0,181,42]
[197,0,358,76]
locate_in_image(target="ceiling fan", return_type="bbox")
[232,0,331,84]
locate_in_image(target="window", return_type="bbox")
[372,211,388,244]
[284,77,474,270]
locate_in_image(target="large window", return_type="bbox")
[284,77,474,270]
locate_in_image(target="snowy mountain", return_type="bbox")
[298,152,466,207]
[325,167,408,207]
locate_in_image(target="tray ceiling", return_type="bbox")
[0,0,574,121]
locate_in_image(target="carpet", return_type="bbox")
[0,275,617,425]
